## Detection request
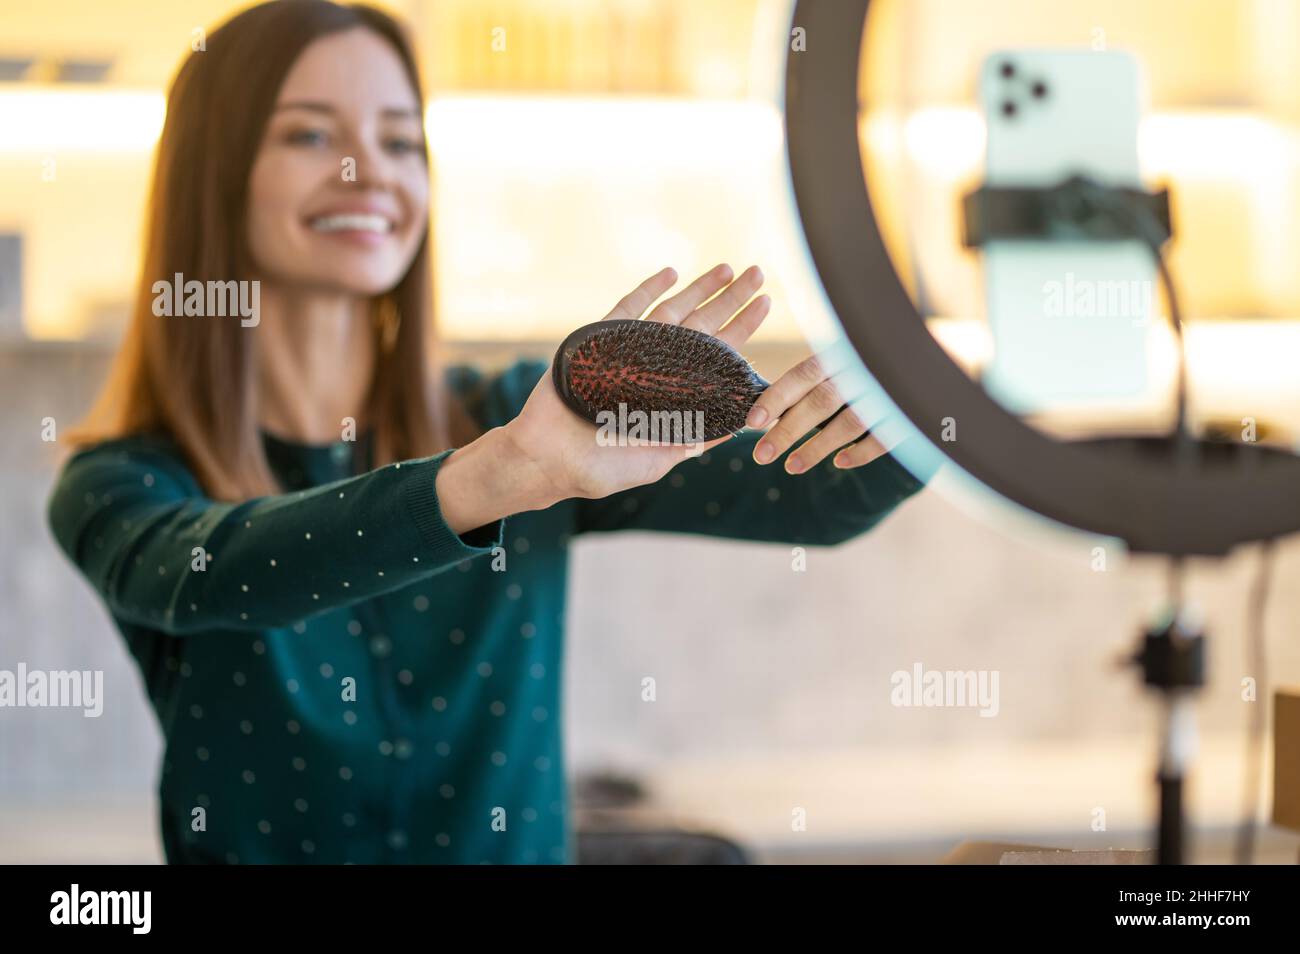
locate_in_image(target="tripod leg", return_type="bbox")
[1157,771,1183,865]
[1156,692,1197,865]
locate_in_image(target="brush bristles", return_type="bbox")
[554,319,767,442]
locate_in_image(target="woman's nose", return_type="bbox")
[344,131,400,190]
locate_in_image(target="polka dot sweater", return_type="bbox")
[46,360,927,864]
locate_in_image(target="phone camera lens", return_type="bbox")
[1002,100,1017,117]
[1031,80,1048,98]
[1000,62,1016,79]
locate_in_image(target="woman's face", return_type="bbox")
[246,28,429,296]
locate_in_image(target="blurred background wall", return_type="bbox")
[2,0,1299,862]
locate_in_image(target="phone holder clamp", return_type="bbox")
[961,174,1172,247]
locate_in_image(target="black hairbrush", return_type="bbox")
[552,319,769,443]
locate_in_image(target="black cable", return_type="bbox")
[1112,191,1185,444]
[1166,555,1185,608]
[1145,224,1189,444]
[1236,538,1276,865]
[1087,181,1190,445]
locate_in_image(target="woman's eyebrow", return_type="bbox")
[273,101,421,119]
[274,101,337,115]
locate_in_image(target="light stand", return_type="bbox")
[783,0,1300,863]
[965,173,1207,863]
[1131,606,1206,865]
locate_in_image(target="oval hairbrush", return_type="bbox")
[552,319,769,443]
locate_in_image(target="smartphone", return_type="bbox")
[978,49,1154,415]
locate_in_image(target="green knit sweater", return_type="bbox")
[46,360,927,864]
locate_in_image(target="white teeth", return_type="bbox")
[310,213,393,234]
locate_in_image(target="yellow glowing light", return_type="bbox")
[868,105,1300,187]
[901,107,986,179]
[424,95,792,340]
[424,95,784,166]
[924,317,1300,439]
[1140,112,1300,177]
[0,88,165,153]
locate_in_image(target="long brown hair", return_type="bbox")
[71,0,464,500]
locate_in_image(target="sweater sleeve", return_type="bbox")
[464,356,931,547]
[46,437,504,635]
[574,429,931,546]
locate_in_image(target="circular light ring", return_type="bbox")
[784,0,1300,556]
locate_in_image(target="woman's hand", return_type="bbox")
[506,264,771,501]
[745,354,892,475]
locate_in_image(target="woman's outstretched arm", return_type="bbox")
[574,428,929,545]
[45,267,760,634]
[445,354,929,548]
[568,348,935,544]
[47,433,554,635]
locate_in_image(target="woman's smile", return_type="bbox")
[306,210,399,246]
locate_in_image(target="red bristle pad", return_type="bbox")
[560,320,766,438]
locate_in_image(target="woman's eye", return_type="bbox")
[286,128,330,147]
[384,136,424,156]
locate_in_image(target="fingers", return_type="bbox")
[745,354,824,432]
[784,405,875,474]
[748,356,868,467]
[831,433,889,469]
[605,267,678,321]
[646,264,733,324]
[751,373,846,466]
[716,293,771,349]
[746,349,898,472]
[683,265,764,335]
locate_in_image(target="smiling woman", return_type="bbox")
[44,0,929,866]
[67,0,450,500]
[248,30,430,297]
